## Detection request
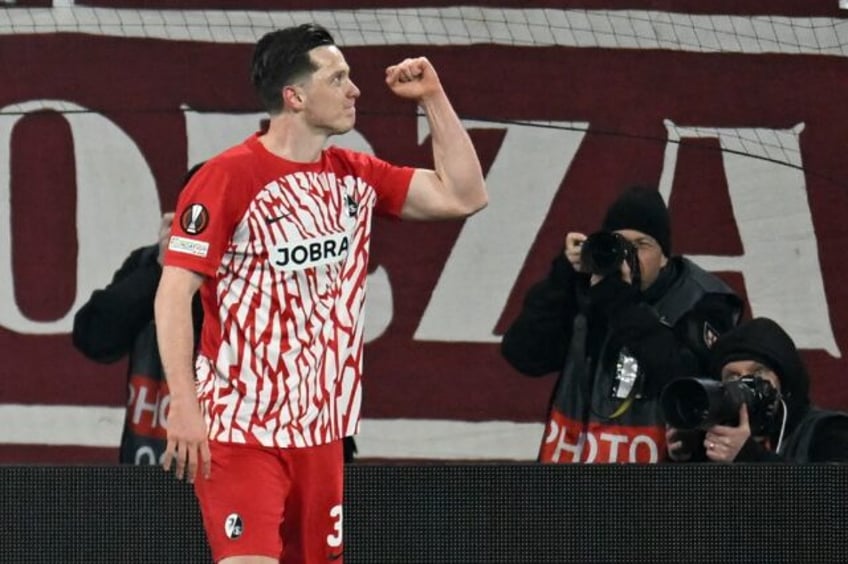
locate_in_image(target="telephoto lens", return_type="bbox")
[580,231,631,277]
[660,377,779,431]
[660,378,742,430]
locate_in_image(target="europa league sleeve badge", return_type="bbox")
[180,203,210,235]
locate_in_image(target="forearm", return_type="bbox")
[154,269,201,403]
[420,90,487,214]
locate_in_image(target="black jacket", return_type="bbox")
[501,255,742,463]
[735,408,848,463]
[72,244,202,465]
[707,317,848,463]
[74,245,166,364]
[502,255,741,383]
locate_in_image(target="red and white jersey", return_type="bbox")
[164,134,413,448]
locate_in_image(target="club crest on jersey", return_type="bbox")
[703,322,719,348]
[180,203,209,235]
[224,513,243,540]
[271,232,350,271]
[345,194,359,218]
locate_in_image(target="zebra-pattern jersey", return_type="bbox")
[164,134,413,448]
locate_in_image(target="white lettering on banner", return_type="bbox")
[599,432,628,463]
[183,107,266,165]
[134,446,158,466]
[1,104,835,354]
[628,435,659,462]
[183,106,377,177]
[127,380,169,433]
[546,421,660,463]
[134,447,167,466]
[659,120,840,357]
[363,266,392,343]
[132,386,159,428]
[546,420,585,462]
[415,119,588,343]
[0,99,160,335]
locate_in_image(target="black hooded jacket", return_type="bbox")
[501,253,742,463]
[709,317,848,463]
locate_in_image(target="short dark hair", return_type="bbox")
[250,24,335,114]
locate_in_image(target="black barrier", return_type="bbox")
[0,464,845,563]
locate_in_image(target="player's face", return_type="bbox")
[299,45,360,135]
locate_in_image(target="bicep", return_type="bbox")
[400,169,465,220]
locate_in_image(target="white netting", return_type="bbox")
[1,5,845,185]
[0,6,845,55]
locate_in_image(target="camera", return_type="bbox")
[660,376,780,434]
[580,231,640,279]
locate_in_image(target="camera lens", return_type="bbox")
[660,378,741,430]
[661,379,712,429]
[581,232,628,276]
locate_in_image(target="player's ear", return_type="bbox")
[282,85,304,109]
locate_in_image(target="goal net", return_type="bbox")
[1,3,846,185]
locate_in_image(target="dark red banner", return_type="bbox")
[1,5,846,461]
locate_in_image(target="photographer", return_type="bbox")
[72,165,205,465]
[665,317,848,463]
[501,186,742,463]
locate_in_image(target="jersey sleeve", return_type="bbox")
[334,148,414,218]
[163,159,247,277]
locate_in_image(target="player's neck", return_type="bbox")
[260,116,325,163]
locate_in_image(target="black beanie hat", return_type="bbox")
[709,317,810,431]
[602,186,671,257]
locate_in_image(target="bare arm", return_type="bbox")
[154,265,210,481]
[385,57,487,219]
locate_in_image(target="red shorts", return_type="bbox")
[194,439,344,563]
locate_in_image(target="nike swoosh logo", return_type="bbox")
[265,212,292,224]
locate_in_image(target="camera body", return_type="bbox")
[660,376,780,434]
[580,231,640,281]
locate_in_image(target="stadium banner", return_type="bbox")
[0,3,847,461]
